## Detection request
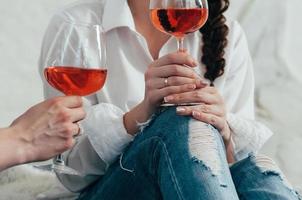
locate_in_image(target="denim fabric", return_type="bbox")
[79,107,301,200]
[230,154,301,200]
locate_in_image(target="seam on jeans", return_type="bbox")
[119,153,135,174]
[152,136,185,200]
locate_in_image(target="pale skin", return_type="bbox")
[0,96,86,171]
[124,0,235,163]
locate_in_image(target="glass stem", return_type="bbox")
[54,154,65,165]
[177,37,185,52]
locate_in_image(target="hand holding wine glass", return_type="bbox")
[150,0,209,106]
[143,52,205,111]
[8,96,85,162]
[38,21,107,176]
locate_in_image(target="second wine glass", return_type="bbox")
[39,21,107,176]
[150,0,208,52]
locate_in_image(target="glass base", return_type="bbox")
[161,102,202,107]
[34,163,82,176]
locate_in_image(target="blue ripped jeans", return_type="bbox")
[79,107,301,200]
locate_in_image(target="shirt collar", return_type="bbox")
[102,0,136,32]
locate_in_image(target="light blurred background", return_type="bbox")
[0,0,301,193]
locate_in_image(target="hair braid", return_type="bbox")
[200,0,230,85]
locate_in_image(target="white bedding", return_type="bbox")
[228,0,302,188]
[0,0,301,199]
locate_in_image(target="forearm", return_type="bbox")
[0,128,27,171]
[221,126,235,164]
[123,101,154,135]
[225,139,235,164]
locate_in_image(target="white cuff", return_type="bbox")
[82,103,134,165]
[227,113,273,160]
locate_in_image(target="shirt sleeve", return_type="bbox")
[223,21,273,161]
[39,13,133,192]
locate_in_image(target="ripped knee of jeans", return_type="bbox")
[136,114,156,133]
[188,120,225,186]
[253,154,301,198]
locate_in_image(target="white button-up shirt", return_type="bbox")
[39,0,273,192]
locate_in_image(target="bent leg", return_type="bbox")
[230,154,301,200]
[79,107,239,200]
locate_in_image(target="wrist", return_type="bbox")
[0,127,29,169]
[220,123,235,163]
[10,124,37,163]
[123,100,155,136]
[221,124,231,143]
[141,99,156,117]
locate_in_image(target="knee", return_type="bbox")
[188,119,224,176]
[139,107,190,140]
[138,108,225,177]
[253,154,280,172]
[253,155,284,176]
[252,154,293,190]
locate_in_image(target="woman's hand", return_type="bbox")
[142,51,206,113]
[124,51,206,135]
[9,96,86,164]
[164,86,231,141]
[164,86,234,162]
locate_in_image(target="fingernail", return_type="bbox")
[201,79,210,86]
[190,59,198,66]
[193,111,201,117]
[164,96,174,102]
[176,107,186,113]
[188,84,196,89]
[195,79,203,87]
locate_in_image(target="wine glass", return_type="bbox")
[150,0,208,106]
[150,0,208,52]
[38,21,107,176]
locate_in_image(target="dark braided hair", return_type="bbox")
[200,0,230,86]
